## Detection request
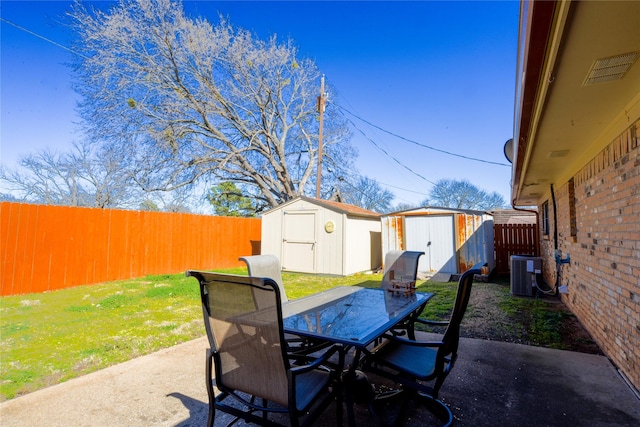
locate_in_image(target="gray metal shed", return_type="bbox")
[260,196,382,276]
[381,207,494,275]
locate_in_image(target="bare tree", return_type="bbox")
[422,179,506,210]
[68,0,354,209]
[393,202,420,212]
[0,141,140,208]
[335,175,394,213]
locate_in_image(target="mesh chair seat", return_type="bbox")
[294,370,332,411]
[370,342,439,380]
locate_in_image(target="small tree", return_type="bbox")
[139,199,160,211]
[422,179,506,210]
[207,182,258,217]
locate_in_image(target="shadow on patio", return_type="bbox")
[1,334,638,426]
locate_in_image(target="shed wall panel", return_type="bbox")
[345,217,382,275]
[457,214,495,272]
[314,209,344,276]
[381,216,403,255]
[260,209,282,258]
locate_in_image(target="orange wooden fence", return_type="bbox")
[493,223,538,274]
[0,202,262,296]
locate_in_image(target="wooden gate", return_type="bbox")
[493,223,538,274]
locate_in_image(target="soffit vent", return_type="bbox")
[548,150,569,158]
[583,51,639,86]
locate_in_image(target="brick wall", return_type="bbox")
[538,120,639,390]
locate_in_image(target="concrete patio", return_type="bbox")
[1,334,639,426]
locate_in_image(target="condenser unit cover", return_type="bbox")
[510,256,542,296]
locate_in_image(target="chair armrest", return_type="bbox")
[414,318,449,327]
[376,333,445,349]
[289,344,344,375]
[285,334,332,355]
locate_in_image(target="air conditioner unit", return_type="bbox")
[510,256,542,296]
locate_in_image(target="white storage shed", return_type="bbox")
[261,196,382,276]
[381,207,494,275]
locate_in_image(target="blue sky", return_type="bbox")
[1,0,519,207]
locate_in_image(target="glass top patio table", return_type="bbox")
[282,286,433,348]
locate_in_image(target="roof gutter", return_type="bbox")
[512,0,558,203]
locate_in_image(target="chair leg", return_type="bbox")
[205,350,215,427]
[261,398,268,422]
[432,374,446,399]
[415,392,453,427]
[369,388,453,427]
[336,381,344,427]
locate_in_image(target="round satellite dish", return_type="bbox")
[503,138,514,163]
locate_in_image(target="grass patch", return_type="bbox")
[495,286,569,347]
[0,272,203,401]
[529,303,569,348]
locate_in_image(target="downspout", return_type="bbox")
[549,183,567,294]
[510,201,540,257]
[550,183,559,256]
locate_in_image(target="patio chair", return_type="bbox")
[240,254,288,302]
[381,250,424,291]
[361,262,485,427]
[381,251,426,339]
[186,270,345,427]
[239,254,330,355]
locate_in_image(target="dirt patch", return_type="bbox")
[460,280,603,355]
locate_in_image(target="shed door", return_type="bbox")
[282,211,316,273]
[405,215,456,274]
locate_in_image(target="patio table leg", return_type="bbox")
[342,348,375,427]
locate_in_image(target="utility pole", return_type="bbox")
[316,75,326,199]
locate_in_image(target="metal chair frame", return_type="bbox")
[361,263,486,427]
[187,271,344,427]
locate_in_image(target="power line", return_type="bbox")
[0,17,89,60]
[340,112,438,186]
[379,181,429,196]
[327,85,433,202]
[336,104,511,167]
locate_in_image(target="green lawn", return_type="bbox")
[0,269,397,401]
[0,269,555,401]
